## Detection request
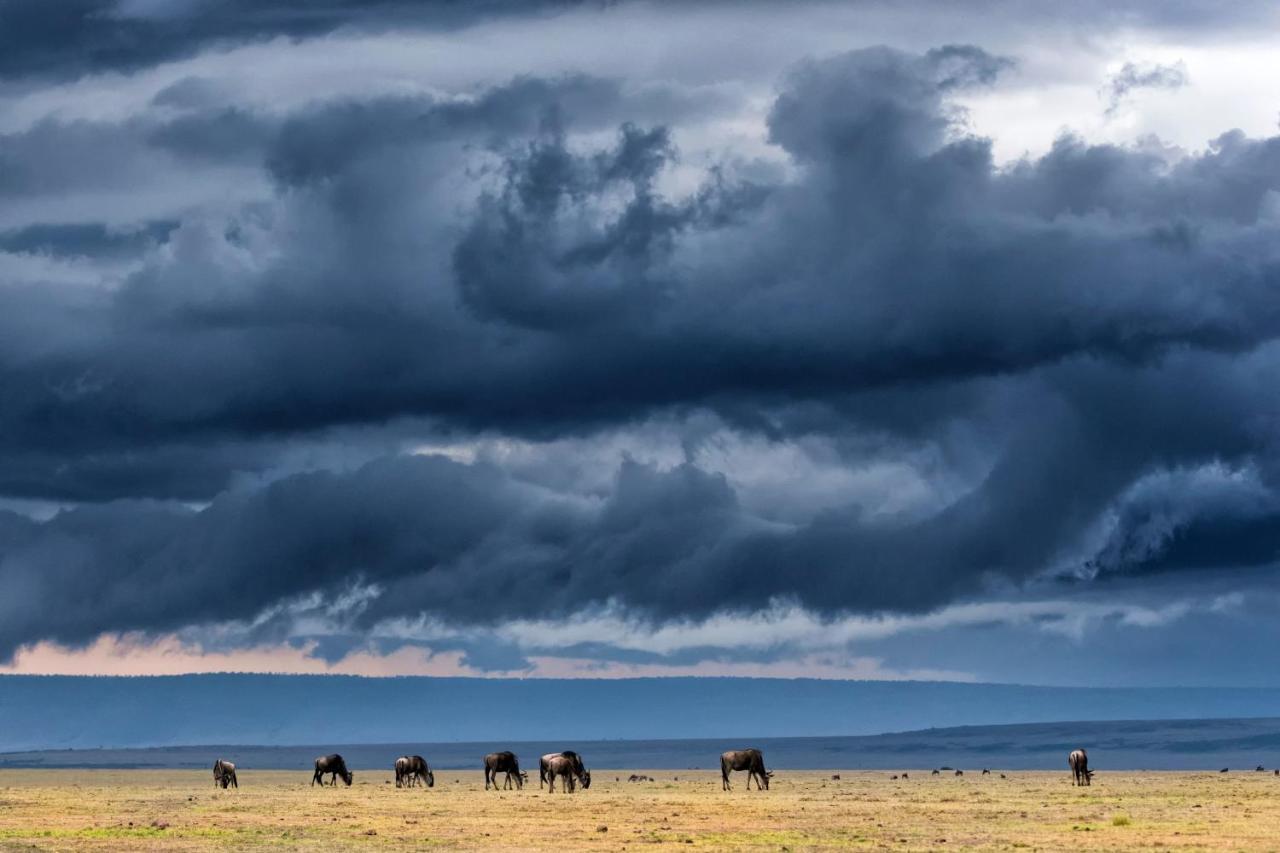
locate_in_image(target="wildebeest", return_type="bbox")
[955,770,964,776]
[901,772,908,779]
[1220,767,1229,773]
[931,769,940,776]
[1256,765,1266,772]
[628,774,652,782]
[484,752,526,790]
[1068,749,1092,786]
[540,751,589,790]
[312,754,353,787]
[981,769,990,775]
[395,755,434,788]
[212,759,238,789]
[720,749,771,791]
[544,752,592,793]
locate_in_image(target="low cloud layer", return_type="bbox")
[2,2,1279,681]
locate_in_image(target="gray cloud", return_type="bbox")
[1103,61,1189,115]
[3,37,1280,664]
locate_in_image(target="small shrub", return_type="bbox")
[1112,815,1131,827]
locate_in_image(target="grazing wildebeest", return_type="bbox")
[312,754,353,787]
[540,751,589,790]
[932,769,940,776]
[1000,774,1007,779]
[720,749,771,791]
[1068,749,1092,786]
[395,755,434,788]
[484,752,525,790]
[890,775,898,780]
[955,770,964,776]
[544,753,591,793]
[901,772,908,779]
[981,769,990,775]
[213,759,238,789]
[831,774,841,780]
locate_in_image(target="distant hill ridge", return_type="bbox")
[6,717,1280,771]
[3,674,1280,753]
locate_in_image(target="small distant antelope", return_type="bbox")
[1069,749,1093,786]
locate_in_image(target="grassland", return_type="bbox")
[1,768,1277,850]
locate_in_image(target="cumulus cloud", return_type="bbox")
[2,14,1280,678]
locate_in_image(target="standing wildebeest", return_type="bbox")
[312,754,353,787]
[720,749,771,791]
[543,753,591,793]
[395,755,434,788]
[213,759,238,789]
[1068,749,1092,786]
[540,752,590,791]
[484,752,526,790]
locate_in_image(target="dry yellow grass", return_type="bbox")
[0,768,1277,850]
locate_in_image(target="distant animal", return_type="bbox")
[831,774,840,780]
[540,752,589,790]
[901,772,908,779]
[395,755,433,788]
[981,769,990,775]
[1220,768,1229,773]
[212,759,237,789]
[484,752,525,791]
[890,775,898,780]
[1068,749,1092,786]
[628,774,652,782]
[312,754,352,787]
[544,752,591,793]
[932,769,940,776]
[955,770,963,776]
[721,749,772,791]
[1000,774,1007,779]
[1257,766,1267,772]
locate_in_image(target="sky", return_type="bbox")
[2,0,1280,687]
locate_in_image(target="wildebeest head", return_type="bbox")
[580,769,591,790]
[763,770,773,790]
[425,769,435,788]
[342,769,354,786]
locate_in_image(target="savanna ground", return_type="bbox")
[0,768,1277,850]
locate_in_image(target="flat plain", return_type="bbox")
[1,768,1278,850]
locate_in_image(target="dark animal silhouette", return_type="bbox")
[540,752,589,790]
[890,775,898,780]
[981,769,990,775]
[1220,767,1229,773]
[1256,765,1266,772]
[1068,749,1092,786]
[1000,774,1007,779]
[484,752,525,790]
[955,770,964,776]
[831,774,841,780]
[901,772,908,779]
[312,754,353,787]
[628,774,652,782]
[212,759,237,789]
[720,749,771,791]
[932,769,940,776]
[544,753,591,793]
[395,755,434,788]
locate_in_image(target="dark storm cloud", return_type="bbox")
[0,0,589,81]
[3,42,1280,656]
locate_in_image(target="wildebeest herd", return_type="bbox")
[209,746,1130,791]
